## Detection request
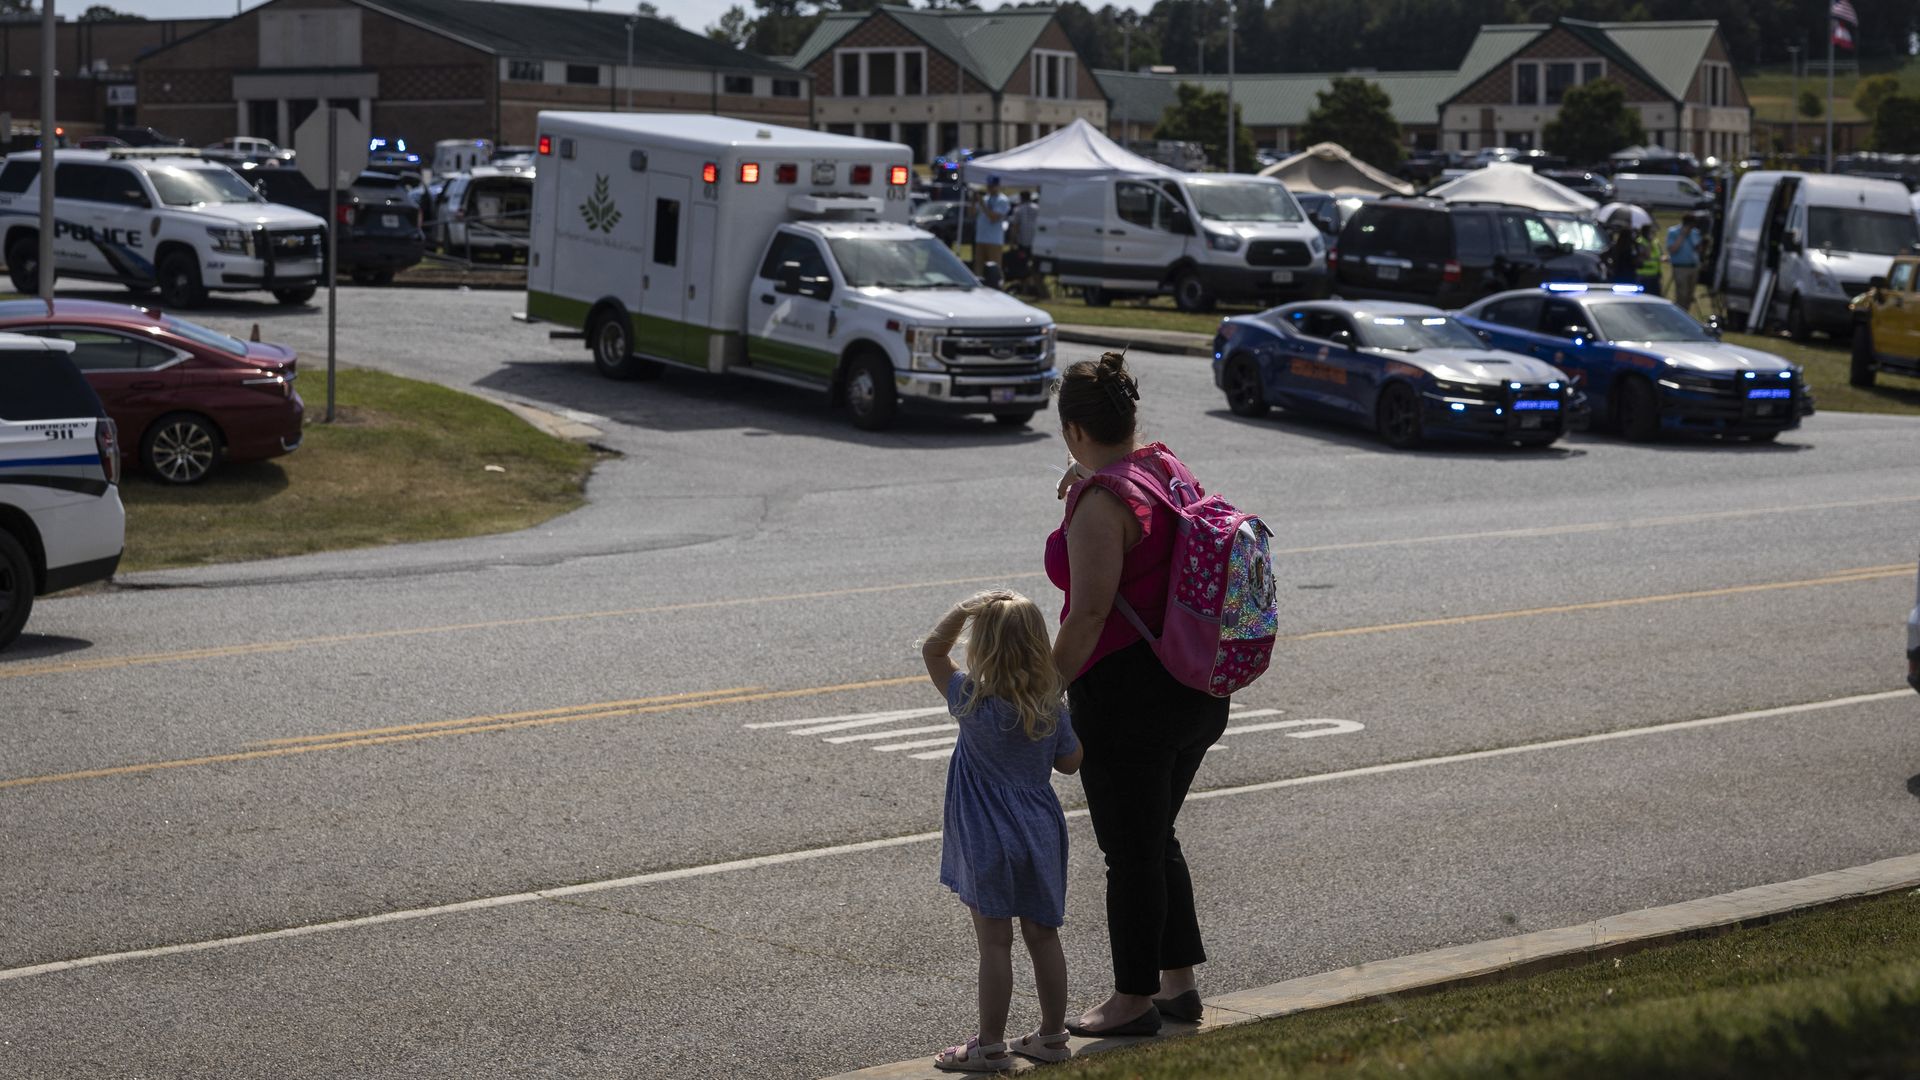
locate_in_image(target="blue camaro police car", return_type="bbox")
[1211,300,1578,449]
[1456,284,1814,442]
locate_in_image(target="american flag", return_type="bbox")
[1830,0,1857,25]
[1832,20,1855,50]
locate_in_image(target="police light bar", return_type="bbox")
[1540,282,1644,294]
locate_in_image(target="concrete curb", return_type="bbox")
[487,396,607,444]
[1056,324,1214,358]
[822,852,1920,1079]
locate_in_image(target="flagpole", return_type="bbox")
[1824,20,1834,173]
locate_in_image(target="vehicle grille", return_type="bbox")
[265,228,325,263]
[1246,240,1312,267]
[938,328,1051,365]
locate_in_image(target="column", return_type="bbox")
[359,97,370,127]
[276,98,290,145]
[236,100,248,137]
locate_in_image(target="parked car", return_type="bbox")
[1297,193,1374,237]
[75,135,129,151]
[910,201,960,244]
[1457,284,1811,441]
[1540,170,1615,201]
[1719,171,1920,340]
[1401,149,1464,185]
[1330,198,1606,306]
[0,300,303,483]
[1609,173,1712,210]
[1850,254,1920,387]
[431,165,533,260]
[0,332,124,649]
[108,126,185,148]
[251,169,425,284]
[204,136,296,168]
[1210,300,1578,449]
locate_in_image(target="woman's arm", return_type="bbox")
[1051,487,1131,683]
[921,604,968,690]
[1053,744,1084,775]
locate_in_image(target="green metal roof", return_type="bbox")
[1095,69,1462,129]
[359,0,793,73]
[1453,24,1546,85]
[1593,20,1720,100]
[789,5,1057,91]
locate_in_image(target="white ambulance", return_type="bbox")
[525,113,1057,430]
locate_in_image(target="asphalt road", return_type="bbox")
[2,284,1916,1079]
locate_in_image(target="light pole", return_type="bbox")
[625,16,638,111]
[1226,0,1236,173]
[38,0,54,300]
[951,19,996,257]
[1787,43,1799,157]
[1120,17,1132,146]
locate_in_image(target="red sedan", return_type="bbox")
[0,299,302,483]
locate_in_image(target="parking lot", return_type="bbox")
[2,283,1917,1078]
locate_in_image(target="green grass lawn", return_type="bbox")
[1743,56,1920,124]
[1062,890,1920,1080]
[118,368,601,572]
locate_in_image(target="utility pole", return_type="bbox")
[1121,19,1131,146]
[38,0,55,301]
[1824,24,1834,172]
[1787,44,1799,158]
[1226,0,1236,173]
[625,16,637,111]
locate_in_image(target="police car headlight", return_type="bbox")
[1432,378,1496,398]
[206,226,252,256]
[1204,230,1242,252]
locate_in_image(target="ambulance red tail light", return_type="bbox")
[702,162,718,184]
[888,165,909,186]
[775,163,798,184]
[537,135,552,156]
[850,164,873,185]
[739,162,760,184]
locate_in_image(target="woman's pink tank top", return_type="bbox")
[1044,443,1179,680]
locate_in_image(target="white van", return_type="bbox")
[431,138,492,180]
[1716,171,1920,339]
[525,113,1055,430]
[1609,173,1710,210]
[1034,173,1327,312]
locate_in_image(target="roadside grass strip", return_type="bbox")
[116,368,600,572]
[1057,889,1920,1080]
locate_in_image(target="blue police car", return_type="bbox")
[1210,300,1578,449]
[1456,284,1813,442]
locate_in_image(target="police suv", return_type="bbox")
[0,149,329,309]
[0,332,125,650]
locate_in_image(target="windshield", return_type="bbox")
[161,314,248,357]
[1357,315,1484,352]
[1806,208,1920,256]
[148,166,262,206]
[827,236,977,289]
[1543,215,1607,253]
[1588,301,1714,343]
[1187,181,1302,223]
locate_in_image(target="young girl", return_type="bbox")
[922,590,1084,1073]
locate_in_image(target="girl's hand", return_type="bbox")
[1057,460,1094,500]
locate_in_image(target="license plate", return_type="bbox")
[1753,403,1777,416]
[990,387,1017,403]
[1520,415,1543,429]
[1377,266,1400,281]
[1270,270,1293,283]
[381,214,399,228]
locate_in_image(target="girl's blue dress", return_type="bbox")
[938,671,1078,926]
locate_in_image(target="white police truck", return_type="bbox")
[524,113,1056,430]
[0,333,125,650]
[0,149,329,309]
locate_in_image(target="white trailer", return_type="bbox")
[525,113,1057,429]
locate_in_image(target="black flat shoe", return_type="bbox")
[1066,1003,1162,1038]
[1153,988,1203,1023]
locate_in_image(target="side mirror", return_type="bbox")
[1564,325,1591,341]
[1705,315,1723,339]
[1781,229,1803,254]
[1330,329,1355,349]
[1558,242,1574,255]
[1167,206,1193,235]
[775,263,804,294]
[1869,275,1889,291]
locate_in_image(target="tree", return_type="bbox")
[635,1,676,25]
[1870,94,1920,152]
[1853,74,1900,121]
[1797,89,1824,120]
[707,5,752,46]
[1300,77,1403,170]
[80,5,141,18]
[1153,82,1256,172]
[1541,79,1644,166]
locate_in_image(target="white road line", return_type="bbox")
[824,723,955,744]
[789,710,952,736]
[1223,718,1367,738]
[1225,709,1284,722]
[909,748,955,761]
[4,688,1905,985]
[873,736,960,753]
[743,706,948,731]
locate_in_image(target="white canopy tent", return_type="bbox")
[1257,142,1414,196]
[1425,163,1599,214]
[960,118,1181,185]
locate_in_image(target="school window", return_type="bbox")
[771,78,800,98]
[1514,64,1538,106]
[565,64,600,86]
[507,59,544,82]
[723,75,753,95]
[833,48,927,97]
[1514,59,1601,105]
[652,198,680,267]
[1581,61,1602,83]
[1032,49,1076,100]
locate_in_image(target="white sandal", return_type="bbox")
[934,1035,1014,1073]
[1011,1029,1073,1063]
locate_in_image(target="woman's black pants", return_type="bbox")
[1068,640,1231,996]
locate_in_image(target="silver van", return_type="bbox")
[1716,171,1920,339]
[1609,173,1710,210]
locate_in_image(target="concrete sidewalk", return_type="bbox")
[824,852,1920,1079]
[1056,323,1213,358]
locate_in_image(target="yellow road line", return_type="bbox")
[1286,565,1910,642]
[0,573,1046,682]
[244,686,763,748]
[0,675,923,793]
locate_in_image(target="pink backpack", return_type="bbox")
[1084,448,1278,697]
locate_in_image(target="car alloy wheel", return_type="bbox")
[844,353,898,431]
[147,417,218,483]
[1224,355,1269,417]
[0,529,31,650]
[1376,382,1421,448]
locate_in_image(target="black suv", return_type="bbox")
[252,170,426,285]
[1331,198,1607,307]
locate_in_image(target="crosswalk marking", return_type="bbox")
[873,736,960,753]
[788,709,952,736]
[824,723,956,744]
[743,705,948,730]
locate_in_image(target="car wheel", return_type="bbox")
[1174,271,1215,314]
[6,238,39,295]
[272,285,317,305]
[587,306,660,381]
[1786,295,1811,342]
[1616,376,1660,442]
[157,251,207,309]
[844,352,899,431]
[1082,285,1111,307]
[1850,322,1877,388]
[142,412,222,484]
[993,410,1035,428]
[1374,381,1422,449]
[1223,355,1270,417]
[350,269,395,286]
[0,529,32,651]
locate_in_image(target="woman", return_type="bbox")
[1046,352,1231,1037]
